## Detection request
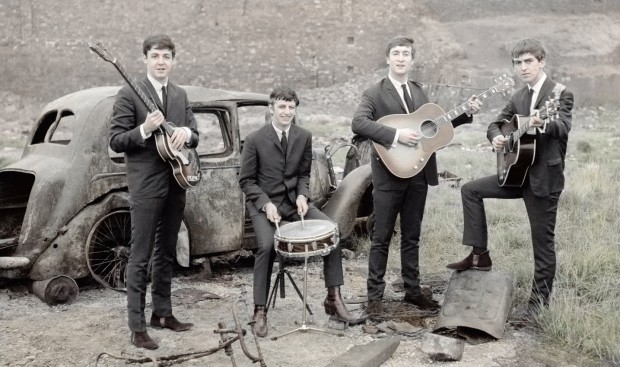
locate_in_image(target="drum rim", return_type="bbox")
[275,219,338,242]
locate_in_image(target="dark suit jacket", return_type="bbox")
[487,77,574,196]
[352,78,472,189]
[239,123,312,215]
[109,78,199,198]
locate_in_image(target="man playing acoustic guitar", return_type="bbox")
[446,39,574,316]
[352,35,481,317]
[110,34,199,349]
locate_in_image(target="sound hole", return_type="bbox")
[420,120,439,138]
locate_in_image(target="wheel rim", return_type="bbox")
[86,210,131,291]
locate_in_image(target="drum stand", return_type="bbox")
[267,254,312,315]
[271,244,344,341]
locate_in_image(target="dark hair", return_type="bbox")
[385,36,415,58]
[269,86,300,106]
[142,34,176,58]
[511,38,546,63]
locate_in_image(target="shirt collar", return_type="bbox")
[528,72,546,93]
[271,122,290,138]
[388,74,408,91]
[147,74,167,91]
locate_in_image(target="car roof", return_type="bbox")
[43,86,270,112]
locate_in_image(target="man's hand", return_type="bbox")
[265,202,281,223]
[296,195,308,217]
[465,95,482,116]
[169,127,189,150]
[492,135,507,151]
[529,113,544,128]
[143,111,165,135]
[398,128,421,146]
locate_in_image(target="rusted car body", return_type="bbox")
[0,86,373,297]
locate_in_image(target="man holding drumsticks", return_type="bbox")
[239,86,361,338]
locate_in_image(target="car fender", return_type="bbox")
[322,164,372,238]
[28,192,131,281]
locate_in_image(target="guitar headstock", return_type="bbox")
[88,41,116,64]
[492,74,516,97]
[540,96,561,120]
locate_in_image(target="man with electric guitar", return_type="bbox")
[446,39,574,316]
[352,35,482,317]
[109,34,199,350]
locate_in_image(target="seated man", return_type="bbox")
[238,86,361,337]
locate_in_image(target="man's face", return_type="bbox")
[513,52,545,86]
[386,45,414,79]
[269,99,296,130]
[144,47,173,82]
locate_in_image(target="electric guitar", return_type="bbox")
[496,91,561,187]
[373,75,515,178]
[89,41,202,189]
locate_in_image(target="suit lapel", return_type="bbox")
[264,124,284,155]
[141,77,164,113]
[384,79,408,113]
[535,78,555,109]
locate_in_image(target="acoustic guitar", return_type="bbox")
[496,92,561,187]
[373,75,515,178]
[89,41,202,189]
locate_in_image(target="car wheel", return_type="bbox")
[86,210,131,291]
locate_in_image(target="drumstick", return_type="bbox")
[300,212,305,228]
[275,218,281,237]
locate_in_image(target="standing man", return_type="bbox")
[352,36,480,316]
[110,34,198,350]
[447,39,574,314]
[239,86,361,338]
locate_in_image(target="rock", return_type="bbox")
[420,332,464,361]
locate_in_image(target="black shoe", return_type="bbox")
[366,299,383,318]
[150,314,193,332]
[131,331,159,350]
[446,250,492,271]
[403,293,440,310]
[252,305,268,338]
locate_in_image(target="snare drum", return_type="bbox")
[274,219,339,258]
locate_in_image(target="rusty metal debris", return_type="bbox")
[95,303,267,366]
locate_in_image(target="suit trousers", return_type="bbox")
[249,199,344,305]
[368,173,428,300]
[126,185,186,332]
[461,174,560,305]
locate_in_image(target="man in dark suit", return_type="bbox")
[110,34,198,350]
[352,36,480,316]
[447,39,574,313]
[239,86,360,338]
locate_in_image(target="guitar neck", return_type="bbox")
[433,86,500,127]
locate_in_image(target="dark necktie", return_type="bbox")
[402,84,414,113]
[525,88,534,115]
[281,131,288,157]
[161,85,168,114]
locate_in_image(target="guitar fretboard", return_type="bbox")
[432,87,499,128]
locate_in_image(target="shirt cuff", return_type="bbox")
[182,127,192,142]
[391,130,400,148]
[140,124,152,140]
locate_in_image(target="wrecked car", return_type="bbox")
[0,86,373,301]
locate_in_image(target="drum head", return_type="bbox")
[276,219,337,242]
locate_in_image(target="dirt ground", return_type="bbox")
[0,252,591,367]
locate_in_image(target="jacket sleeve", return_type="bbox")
[352,89,397,147]
[182,91,199,149]
[296,134,312,199]
[544,88,573,140]
[238,135,271,212]
[109,87,145,153]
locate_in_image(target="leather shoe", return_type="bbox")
[446,250,492,271]
[324,287,367,325]
[252,305,268,338]
[366,299,382,318]
[150,314,193,332]
[131,331,159,350]
[403,293,440,310]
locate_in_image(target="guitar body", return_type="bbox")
[373,103,454,178]
[496,115,536,187]
[155,127,202,189]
